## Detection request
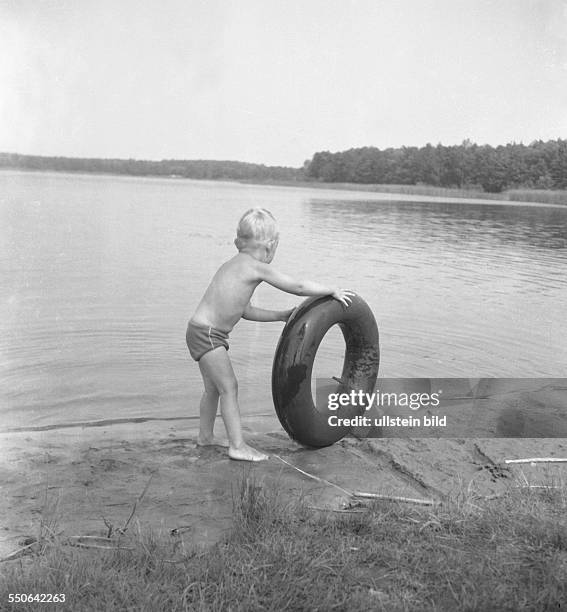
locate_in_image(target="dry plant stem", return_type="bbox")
[504,458,567,464]
[68,535,125,544]
[520,469,530,485]
[274,454,438,506]
[120,473,155,534]
[273,455,352,496]
[352,492,439,506]
[0,535,137,562]
[516,485,563,489]
[0,543,38,563]
[307,505,365,514]
[66,540,134,551]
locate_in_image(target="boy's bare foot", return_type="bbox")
[228,443,268,462]
[197,435,230,448]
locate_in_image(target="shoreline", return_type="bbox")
[1,412,566,559]
[238,178,567,206]
[2,167,566,206]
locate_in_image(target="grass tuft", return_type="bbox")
[1,478,566,611]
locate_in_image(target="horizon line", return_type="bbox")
[2,136,566,169]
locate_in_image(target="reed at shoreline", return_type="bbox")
[242,178,567,206]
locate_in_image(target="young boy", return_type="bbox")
[186,207,353,462]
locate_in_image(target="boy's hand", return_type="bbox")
[332,289,355,307]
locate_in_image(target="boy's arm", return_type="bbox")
[242,303,293,322]
[254,262,354,307]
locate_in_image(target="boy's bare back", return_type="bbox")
[191,240,355,336]
[191,253,263,332]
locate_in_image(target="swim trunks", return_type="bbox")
[186,321,230,361]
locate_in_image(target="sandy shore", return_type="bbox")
[1,408,566,560]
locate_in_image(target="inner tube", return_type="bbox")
[271,294,380,447]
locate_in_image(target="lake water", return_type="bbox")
[1,171,566,431]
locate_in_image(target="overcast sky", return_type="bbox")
[1,0,566,166]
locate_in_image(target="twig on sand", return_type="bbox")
[119,472,155,535]
[0,542,38,563]
[516,468,530,487]
[307,505,366,514]
[101,473,155,538]
[0,535,134,563]
[504,458,567,464]
[273,455,351,497]
[352,492,439,506]
[273,454,438,507]
[515,484,563,489]
[66,536,134,551]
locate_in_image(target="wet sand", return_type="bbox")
[1,408,566,560]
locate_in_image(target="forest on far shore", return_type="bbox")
[304,139,567,192]
[1,138,566,193]
[0,153,300,182]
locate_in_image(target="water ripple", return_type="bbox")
[1,172,566,429]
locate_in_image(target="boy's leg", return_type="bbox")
[196,368,227,446]
[198,347,267,461]
[198,349,243,447]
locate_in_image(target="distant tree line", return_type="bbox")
[2,138,566,192]
[305,139,567,192]
[0,153,302,182]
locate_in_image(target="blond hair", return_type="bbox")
[235,208,279,251]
